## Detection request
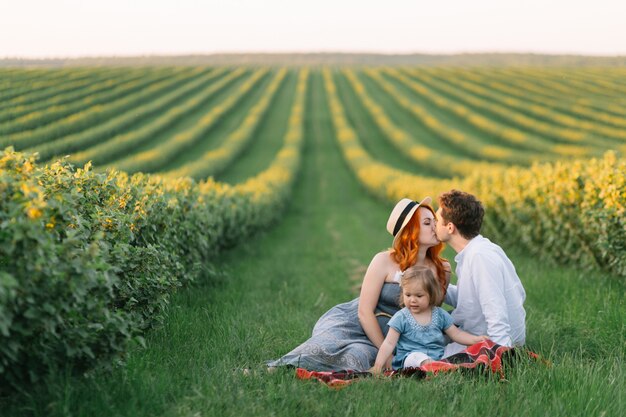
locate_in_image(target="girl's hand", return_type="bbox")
[473,335,489,344]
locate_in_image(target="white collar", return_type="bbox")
[454,234,484,264]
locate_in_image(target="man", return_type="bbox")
[435,190,526,357]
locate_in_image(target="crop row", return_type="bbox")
[108,68,270,174]
[492,68,626,117]
[339,69,506,177]
[0,67,114,104]
[0,67,136,124]
[322,69,452,199]
[0,68,309,390]
[56,68,237,166]
[0,68,185,135]
[362,69,548,165]
[405,68,623,148]
[0,68,155,126]
[163,69,289,179]
[1,68,207,151]
[385,68,599,158]
[429,67,626,131]
[515,67,626,99]
[578,68,626,89]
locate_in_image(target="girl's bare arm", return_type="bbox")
[371,328,400,374]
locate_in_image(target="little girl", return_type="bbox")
[372,265,487,372]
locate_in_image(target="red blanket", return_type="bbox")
[296,340,539,389]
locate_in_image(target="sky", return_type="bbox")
[1,0,625,58]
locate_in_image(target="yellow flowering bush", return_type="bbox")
[0,69,309,390]
[464,151,626,277]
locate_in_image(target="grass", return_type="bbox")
[1,71,624,417]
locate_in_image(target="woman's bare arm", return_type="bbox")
[357,252,390,349]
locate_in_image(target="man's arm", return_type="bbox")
[471,255,513,346]
[443,261,457,307]
[444,284,458,307]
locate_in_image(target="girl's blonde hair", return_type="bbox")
[398,265,444,307]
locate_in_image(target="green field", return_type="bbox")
[0,66,624,416]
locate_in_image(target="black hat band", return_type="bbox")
[393,201,417,236]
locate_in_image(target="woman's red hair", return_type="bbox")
[391,205,448,304]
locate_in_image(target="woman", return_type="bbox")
[267,197,450,371]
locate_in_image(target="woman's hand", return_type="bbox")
[369,365,383,375]
[369,364,390,378]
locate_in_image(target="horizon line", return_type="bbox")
[3,50,626,60]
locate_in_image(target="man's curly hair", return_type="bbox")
[438,190,484,239]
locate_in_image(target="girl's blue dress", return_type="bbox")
[388,306,453,369]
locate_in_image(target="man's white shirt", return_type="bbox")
[443,235,526,357]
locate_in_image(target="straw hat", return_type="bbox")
[386,197,432,242]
